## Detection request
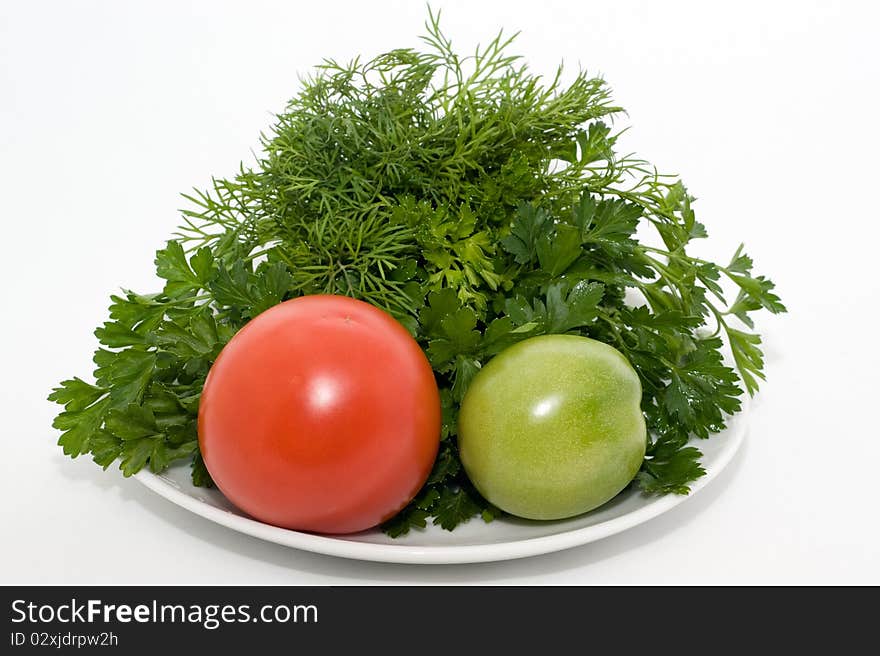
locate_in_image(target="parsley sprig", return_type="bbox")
[49,10,784,535]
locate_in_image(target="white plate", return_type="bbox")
[135,405,746,564]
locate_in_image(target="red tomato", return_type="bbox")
[198,295,441,534]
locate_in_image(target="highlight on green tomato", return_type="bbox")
[458,335,647,521]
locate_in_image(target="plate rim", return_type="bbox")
[134,406,746,565]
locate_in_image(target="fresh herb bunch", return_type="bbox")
[49,11,784,536]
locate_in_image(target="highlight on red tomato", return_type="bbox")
[198,295,441,534]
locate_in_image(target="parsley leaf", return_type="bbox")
[432,486,484,531]
[505,280,604,334]
[501,203,551,265]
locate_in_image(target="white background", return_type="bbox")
[2,0,878,584]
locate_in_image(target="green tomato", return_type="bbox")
[458,334,646,520]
